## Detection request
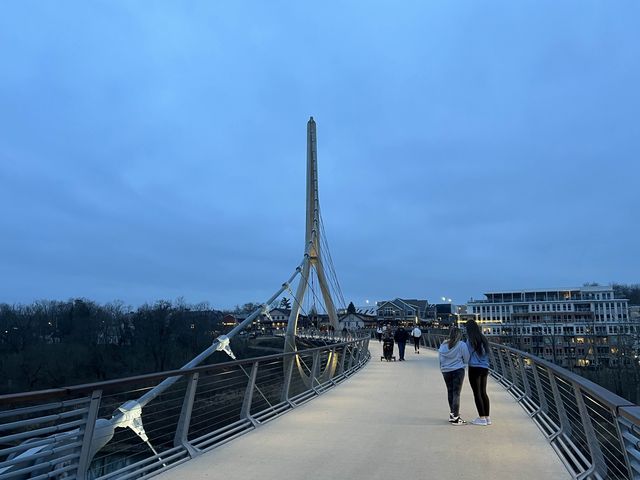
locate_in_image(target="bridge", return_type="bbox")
[1,119,640,479]
[152,340,569,480]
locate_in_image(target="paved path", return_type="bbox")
[156,341,569,479]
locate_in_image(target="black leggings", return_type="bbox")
[442,368,465,416]
[468,366,490,417]
[412,336,420,350]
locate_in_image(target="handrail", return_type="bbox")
[0,335,371,480]
[424,333,640,480]
[0,338,363,406]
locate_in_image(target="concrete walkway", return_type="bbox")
[156,341,569,479]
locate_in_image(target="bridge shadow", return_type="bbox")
[155,340,570,480]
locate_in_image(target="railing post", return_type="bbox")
[359,339,367,364]
[507,351,518,384]
[497,347,510,385]
[573,385,608,479]
[547,371,570,437]
[518,356,534,401]
[338,343,348,376]
[311,351,320,390]
[487,344,498,370]
[281,354,296,402]
[346,344,356,373]
[530,364,548,414]
[353,341,363,367]
[426,334,433,349]
[76,389,103,479]
[363,338,370,363]
[240,362,260,424]
[506,351,523,398]
[174,372,200,457]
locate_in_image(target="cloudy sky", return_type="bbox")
[1,1,638,311]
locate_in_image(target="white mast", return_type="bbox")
[285,117,339,350]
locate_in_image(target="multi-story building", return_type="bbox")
[465,286,636,368]
[375,298,429,326]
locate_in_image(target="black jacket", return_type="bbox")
[394,328,409,343]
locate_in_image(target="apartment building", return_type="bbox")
[465,286,636,368]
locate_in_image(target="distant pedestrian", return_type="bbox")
[439,327,470,426]
[376,325,383,343]
[394,326,409,361]
[465,319,491,426]
[411,325,422,353]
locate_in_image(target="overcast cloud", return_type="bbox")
[1,1,638,310]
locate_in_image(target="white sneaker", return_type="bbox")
[471,417,488,426]
[486,417,492,425]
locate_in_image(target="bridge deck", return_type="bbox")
[156,341,569,479]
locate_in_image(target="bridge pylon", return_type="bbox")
[284,117,339,352]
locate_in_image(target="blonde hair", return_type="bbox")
[448,327,463,349]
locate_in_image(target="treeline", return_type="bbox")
[578,366,640,405]
[612,283,640,304]
[0,298,237,395]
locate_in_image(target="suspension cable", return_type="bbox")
[318,210,347,310]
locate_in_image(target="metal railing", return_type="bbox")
[0,336,370,480]
[424,333,640,480]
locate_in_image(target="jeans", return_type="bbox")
[442,368,465,416]
[397,341,406,360]
[468,366,490,416]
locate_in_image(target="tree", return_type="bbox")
[613,283,640,305]
[347,302,356,315]
[131,300,178,372]
[236,302,261,314]
[280,297,292,310]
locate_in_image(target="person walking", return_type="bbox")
[438,327,470,425]
[382,331,395,361]
[465,319,491,426]
[411,325,422,353]
[394,326,409,361]
[376,325,383,343]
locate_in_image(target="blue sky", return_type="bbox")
[1,1,638,310]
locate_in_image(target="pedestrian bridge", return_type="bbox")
[155,339,568,480]
[3,333,640,480]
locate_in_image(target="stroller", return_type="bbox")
[381,336,396,361]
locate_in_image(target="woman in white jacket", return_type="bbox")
[411,326,422,353]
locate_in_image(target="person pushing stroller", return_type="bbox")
[381,331,396,361]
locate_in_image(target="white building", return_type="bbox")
[465,286,635,367]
